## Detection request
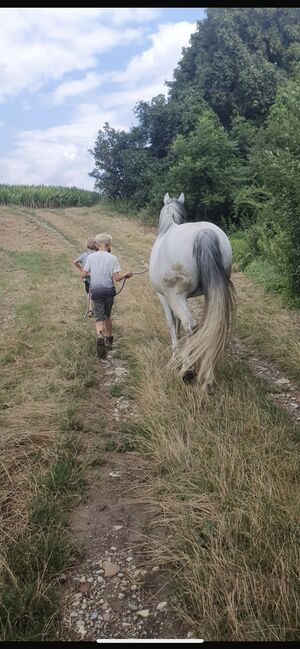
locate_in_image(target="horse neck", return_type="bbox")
[157,215,175,236]
[157,203,184,236]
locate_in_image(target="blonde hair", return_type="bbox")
[86,238,97,250]
[95,233,112,247]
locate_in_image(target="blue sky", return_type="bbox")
[0,7,206,189]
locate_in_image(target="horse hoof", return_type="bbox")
[182,369,197,384]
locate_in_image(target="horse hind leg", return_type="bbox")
[168,293,198,381]
[200,366,215,393]
[158,293,178,354]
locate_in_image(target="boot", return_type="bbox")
[96,332,107,359]
[104,335,114,351]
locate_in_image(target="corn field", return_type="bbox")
[0,184,100,208]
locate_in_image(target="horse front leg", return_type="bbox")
[168,293,197,337]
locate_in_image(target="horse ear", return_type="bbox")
[178,192,184,204]
[163,192,170,204]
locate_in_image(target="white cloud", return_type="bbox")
[0,102,129,189]
[51,73,107,105]
[100,83,170,111]
[0,12,199,189]
[115,21,196,87]
[0,8,148,101]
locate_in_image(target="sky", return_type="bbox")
[0,7,206,191]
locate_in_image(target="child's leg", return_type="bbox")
[84,281,93,315]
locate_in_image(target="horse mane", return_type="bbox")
[157,198,186,235]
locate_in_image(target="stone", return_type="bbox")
[137,609,150,619]
[157,601,167,611]
[103,560,120,577]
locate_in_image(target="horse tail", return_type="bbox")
[171,230,236,389]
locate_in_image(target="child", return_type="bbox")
[74,238,98,316]
[81,233,133,359]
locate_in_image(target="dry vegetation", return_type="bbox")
[234,272,300,382]
[0,204,299,640]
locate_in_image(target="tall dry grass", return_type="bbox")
[234,272,300,382]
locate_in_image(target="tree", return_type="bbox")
[89,123,130,198]
[167,109,240,223]
[241,74,300,299]
[169,8,300,126]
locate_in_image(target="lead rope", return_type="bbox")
[115,267,149,296]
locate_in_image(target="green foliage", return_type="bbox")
[88,8,300,303]
[242,76,300,301]
[167,109,240,222]
[0,184,99,208]
[230,229,284,294]
[170,8,300,126]
[233,186,271,226]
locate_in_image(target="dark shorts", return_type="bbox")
[93,297,114,321]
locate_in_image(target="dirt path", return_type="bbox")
[58,348,185,641]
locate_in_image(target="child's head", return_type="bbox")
[95,233,112,251]
[86,238,97,251]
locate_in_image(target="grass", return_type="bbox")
[110,384,123,398]
[234,272,300,383]
[230,232,300,381]
[117,324,300,640]
[245,257,285,293]
[1,203,299,641]
[0,215,99,640]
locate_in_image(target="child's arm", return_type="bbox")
[74,260,83,271]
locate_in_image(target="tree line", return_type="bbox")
[89,8,300,303]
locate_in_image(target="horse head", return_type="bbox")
[158,192,186,235]
[163,192,185,206]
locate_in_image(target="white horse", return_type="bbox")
[149,192,236,392]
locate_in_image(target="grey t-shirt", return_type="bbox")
[74,250,94,266]
[84,250,121,294]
